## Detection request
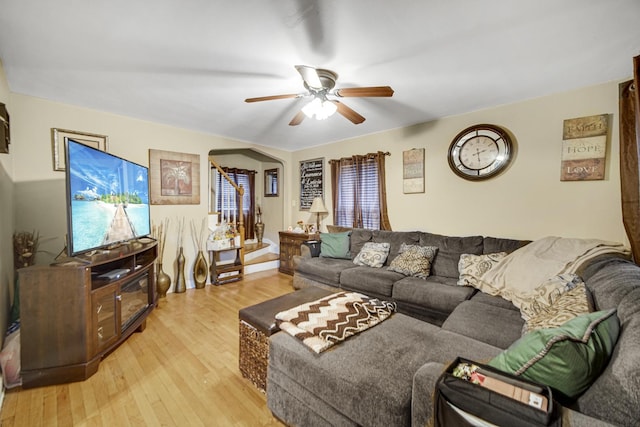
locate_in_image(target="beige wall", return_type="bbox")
[292,81,627,243]
[9,93,291,289]
[0,60,14,344]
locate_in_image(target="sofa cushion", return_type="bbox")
[457,252,507,287]
[442,300,524,349]
[489,309,620,401]
[268,313,503,427]
[576,259,640,425]
[392,277,475,316]
[349,228,374,260]
[296,257,357,286]
[373,230,421,265]
[420,232,484,278]
[320,231,352,259]
[340,266,404,297]
[387,244,438,278]
[469,292,518,311]
[353,242,390,268]
[483,236,530,254]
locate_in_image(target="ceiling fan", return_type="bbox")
[244,65,394,126]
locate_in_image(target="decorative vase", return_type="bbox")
[255,210,264,244]
[156,262,171,298]
[174,247,186,293]
[193,250,208,289]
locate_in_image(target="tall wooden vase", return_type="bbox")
[193,250,208,289]
[255,209,264,244]
[156,262,171,298]
[174,247,186,293]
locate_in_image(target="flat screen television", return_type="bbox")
[65,138,151,257]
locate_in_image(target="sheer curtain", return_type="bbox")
[619,55,640,263]
[330,151,391,230]
[217,168,256,239]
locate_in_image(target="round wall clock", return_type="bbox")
[447,124,514,181]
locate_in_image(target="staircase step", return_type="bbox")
[245,242,270,254]
[245,252,279,266]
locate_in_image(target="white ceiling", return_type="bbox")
[0,0,638,151]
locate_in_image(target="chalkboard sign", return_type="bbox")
[299,158,324,210]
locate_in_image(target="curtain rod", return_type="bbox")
[329,151,390,163]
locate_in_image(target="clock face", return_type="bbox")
[448,124,513,181]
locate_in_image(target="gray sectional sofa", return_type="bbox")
[266,228,640,426]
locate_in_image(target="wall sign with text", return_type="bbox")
[300,158,324,210]
[561,114,609,181]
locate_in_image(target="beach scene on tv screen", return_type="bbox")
[68,140,151,254]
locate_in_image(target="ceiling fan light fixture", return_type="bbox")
[302,96,337,120]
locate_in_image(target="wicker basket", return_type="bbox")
[239,320,270,392]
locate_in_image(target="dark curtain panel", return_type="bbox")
[330,151,392,230]
[619,55,640,263]
[218,168,256,240]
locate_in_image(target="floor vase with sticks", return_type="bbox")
[174,218,186,293]
[191,218,209,289]
[153,219,171,298]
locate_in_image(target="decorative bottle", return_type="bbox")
[156,262,171,298]
[174,247,186,293]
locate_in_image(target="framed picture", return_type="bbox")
[403,148,425,193]
[264,168,279,197]
[300,158,324,210]
[149,149,200,205]
[51,128,108,171]
[560,114,609,181]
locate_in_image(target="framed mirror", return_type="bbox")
[264,168,279,197]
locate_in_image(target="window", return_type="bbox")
[214,167,256,238]
[330,151,391,230]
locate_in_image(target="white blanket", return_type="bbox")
[481,236,630,310]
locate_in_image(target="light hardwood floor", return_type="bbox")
[0,270,293,427]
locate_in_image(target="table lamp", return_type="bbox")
[309,197,328,232]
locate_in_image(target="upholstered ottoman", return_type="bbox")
[238,286,334,392]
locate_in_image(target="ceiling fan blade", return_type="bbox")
[332,100,365,124]
[334,86,394,98]
[295,65,323,90]
[289,111,306,126]
[245,93,300,103]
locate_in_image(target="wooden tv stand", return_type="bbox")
[18,239,157,388]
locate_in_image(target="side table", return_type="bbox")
[279,231,319,275]
[208,246,243,285]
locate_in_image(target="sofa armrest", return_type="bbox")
[412,361,446,427]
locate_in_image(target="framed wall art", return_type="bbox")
[300,158,324,210]
[560,114,609,181]
[52,128,108,171]
[264,168,279,197]
[403,148,424,193]
[149,149,200,205]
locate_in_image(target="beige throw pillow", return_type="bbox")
[457,252,508,293]
[353,242,391,268]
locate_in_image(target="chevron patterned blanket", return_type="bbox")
[275,291,397,353]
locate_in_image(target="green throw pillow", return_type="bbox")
[489,309,620,400]
[320,231,352,259]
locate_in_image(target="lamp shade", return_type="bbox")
[309,197,328,213]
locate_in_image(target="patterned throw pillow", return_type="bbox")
[522,282,592,333]
[457,252,508,291]
[353,242,391,268]
[387,244,438,278]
